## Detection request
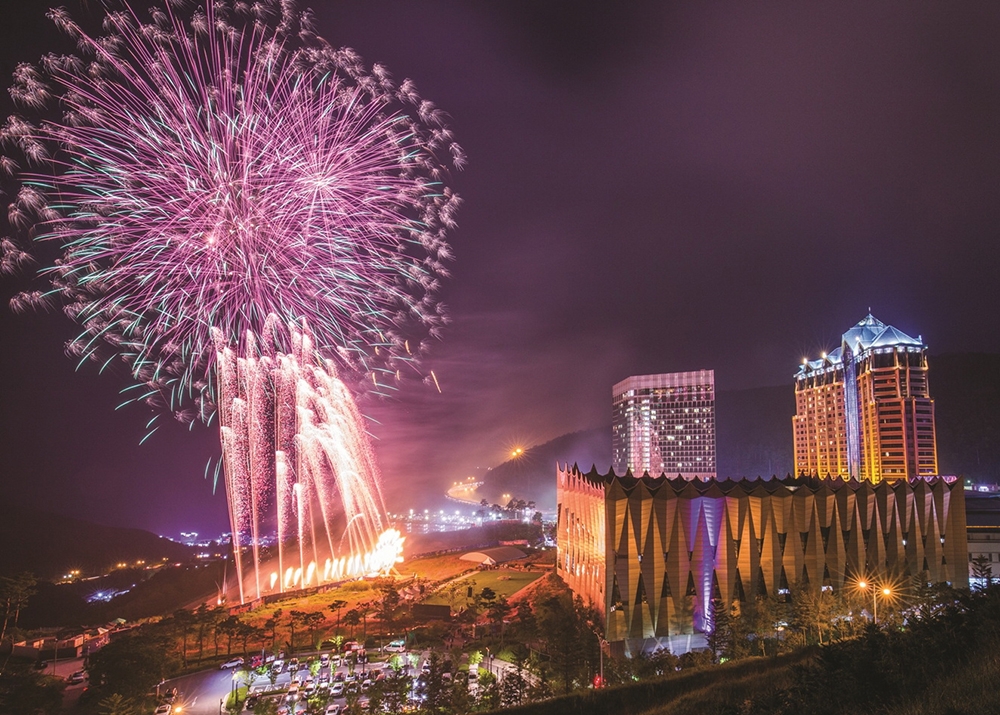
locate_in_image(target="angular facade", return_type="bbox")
[612,371,716,480]
[557,465,967,655]
[793,314,938,482]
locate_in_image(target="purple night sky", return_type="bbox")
[2,1,999,537]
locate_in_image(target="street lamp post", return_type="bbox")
[858,580,891,625]
[597,636,608,688]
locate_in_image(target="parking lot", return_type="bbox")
[158,645,445,714]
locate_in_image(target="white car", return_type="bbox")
[382,640,406,653]
[330,682,345,697]
[325,705,341,715]
[220,657,244,669]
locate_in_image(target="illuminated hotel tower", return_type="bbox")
[612,370,716,479]
[793,314,938,481]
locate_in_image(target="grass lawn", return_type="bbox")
[422,569,544,607]
[401,552,476,582]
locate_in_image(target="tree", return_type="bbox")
[475,669,500,711]
[706,598,732,661]
[264,617,277,651]
[971,554,993,588]
[328,599,347,635]
[498,664,529,708]
[533,593,595,695]
[288,610,308,649]
[238,621,264,655]
[303,611,324,648]
[271,608,284,648]
[447,678,473,715]
[343,608,362,640]
[379,671,412,715]
[487,596,513,644]
[252,698,279,715]
[417,652,449,713]
[0,667,65,715]
[97,693,139,715]
[479,587,497,608]
[217,616,241,655]
[362,601,376,642]
[377,585,401,634]
[0,572,38,641]
[172,609,194,666]
[194,605,222,660]
[87,630,177,700]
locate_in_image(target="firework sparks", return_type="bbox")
[2,0,460,602]
[1,0,463,419]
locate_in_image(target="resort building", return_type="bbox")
[793,314,938,482]
[557,465,967,655]
[612,370,716,480]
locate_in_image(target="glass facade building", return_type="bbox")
[612,370,716,480]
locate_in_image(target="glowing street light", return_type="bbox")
[857,580,892,624]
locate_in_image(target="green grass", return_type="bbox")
[402,552,476,582]
[422,569,544,607]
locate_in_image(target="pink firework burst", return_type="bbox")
[1,0,463,423]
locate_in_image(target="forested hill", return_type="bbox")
[0,504,195,578]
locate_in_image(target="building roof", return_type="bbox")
[613,370,715,395]
[459,546,527,565]
[796,313,925,378]
[563,463,960,497]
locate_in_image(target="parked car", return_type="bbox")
[320,653,330,666]
[272,659,285,674]
[220,657,244,669]
[330,682,345,697]
[67,671,86,685]
[325,705,341,715]
[382,640,406,653]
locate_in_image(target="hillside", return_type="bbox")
[478,428,612,510]
[932,353,1000,482]
[0,504,196,579]
[479,353,1000,508]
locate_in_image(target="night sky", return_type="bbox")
[1,1,998,537]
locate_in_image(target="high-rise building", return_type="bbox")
[793,313,938,481]
[612,370,716,480]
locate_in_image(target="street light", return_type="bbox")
[857,580,892,624]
